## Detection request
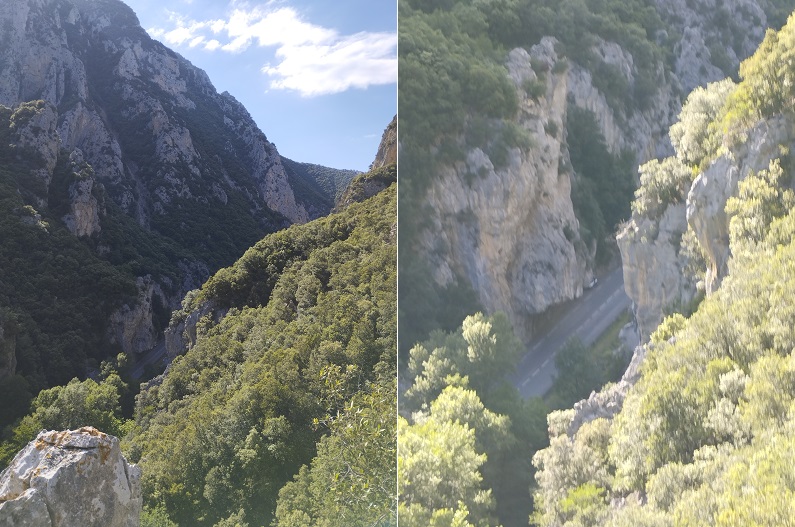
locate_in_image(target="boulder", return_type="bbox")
[0,427,141,527]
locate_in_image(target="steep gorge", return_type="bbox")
[0,0,358,399]
[531,13,795,524]
[400,0,778,349]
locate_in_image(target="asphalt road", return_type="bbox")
[130,340,167,380]
[512,265,631,399]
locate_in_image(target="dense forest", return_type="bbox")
[1,163,397,526]
[399,1,795,526]
[399,311,630,527]
[533,13,795,526]
[0,101,187,428]
[398,0,681,356]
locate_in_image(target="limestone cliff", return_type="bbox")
[419,41,588,342]
[371,115,397,170]
[620,114,795,339]
[61,149,102,237]
[0,427,141,527]
[109,276,168,356]
[655,0,766,89]
[618,203,695,341]
[411,0,773,345]
[0,0,309,227]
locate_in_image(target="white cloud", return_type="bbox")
[204,39,222,51]
[163,25,196,46]
[148,4,396,96]
[262,31,396,96]
[210,19,226,34]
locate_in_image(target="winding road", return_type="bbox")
[512,265,631,398]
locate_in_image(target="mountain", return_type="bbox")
[0,115,397,525]
[398,2,795,527]
[399,0,782,350]
[280,157,359,219]
[532,14,795,525]
[0,0,359,422]
[125,143,396,524]
[0,0,311,233]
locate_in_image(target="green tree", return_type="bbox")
[669,79,736,167]
[398,416,499,527]
[632,157,693,219]
[0,373,130,468]
[406,311,520,410]
[274,372,397,527]
[726,158,795,252]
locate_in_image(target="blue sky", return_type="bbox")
[122,0,396,171]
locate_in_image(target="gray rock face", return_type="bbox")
[566,38,678,163]
[109,276,167,356]
[164,294,218,360]
[688,116,794,293]
[686,156,736,294]
[620,115,794,340]
[8,101,61,208]
[566,340,649,437]
[0,0,308,227]
[371,115,397,170]
[0,427,142,527]
[618,203,695,340]
[420,42,589,341]
[654,0,766,92]
[61,149,102,237]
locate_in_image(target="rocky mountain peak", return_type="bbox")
[0,0,310,231]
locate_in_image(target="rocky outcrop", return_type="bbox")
[334,117,397,211]
[109,276,167,356]
[618,203,695,340]
[217,92,309,224]
[0,427,141,527]
[654,0,766,92]
[335,163,396,211]
[620,115,794,339]
[370,115,397,170]
[420,42,589,341]
[565,340,649,437]
[687,116,793,292]
[62,149,102,237]
[164,295,218,360]
[566,39,678,163]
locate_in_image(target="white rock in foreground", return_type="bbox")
[0,427,141,527]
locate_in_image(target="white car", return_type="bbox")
[587,278,598,289]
